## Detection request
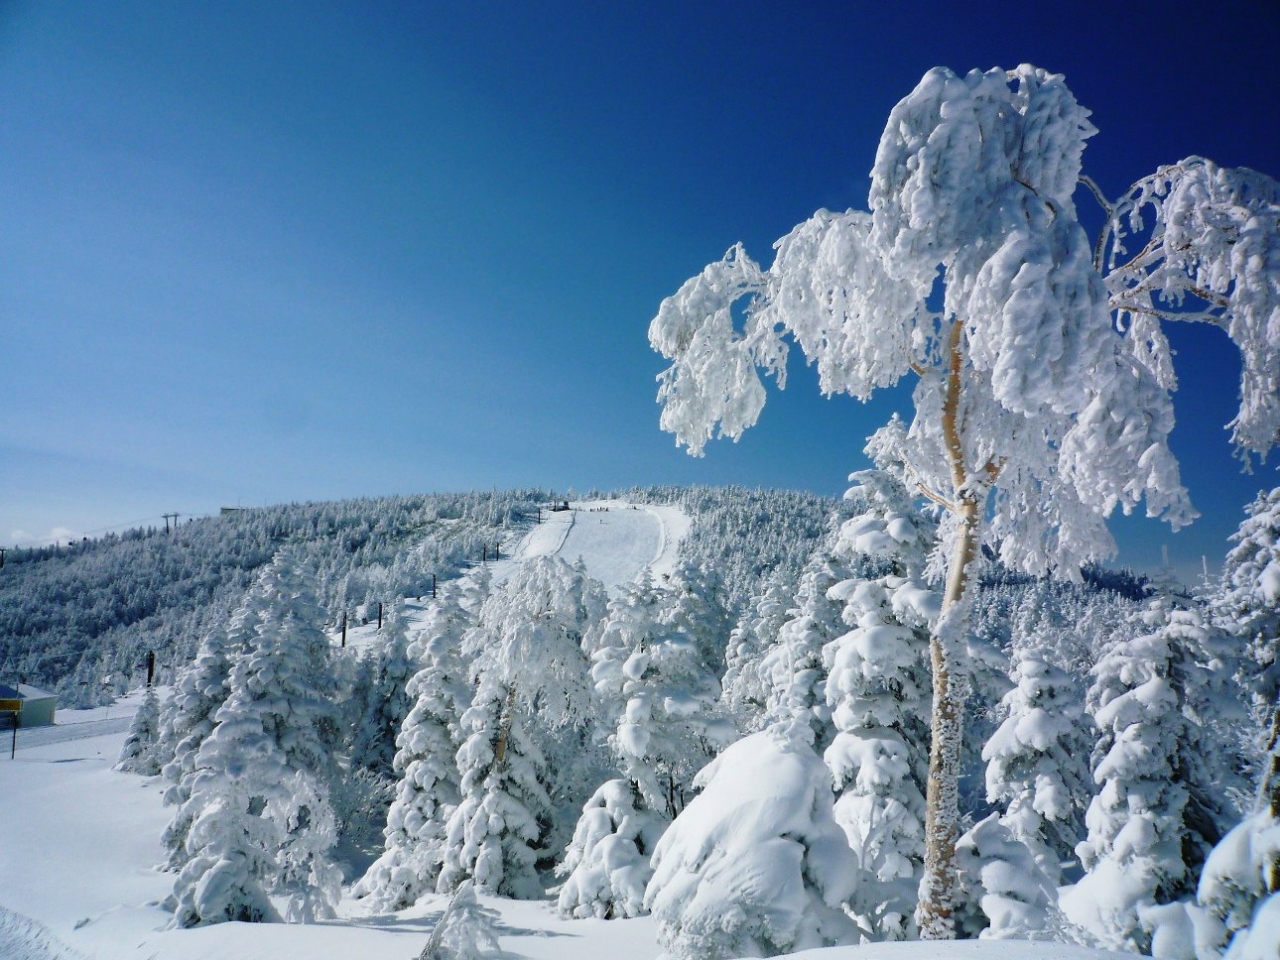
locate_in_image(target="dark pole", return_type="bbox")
[378,602,383,630]
[432,574,437,599]
[341,611,347,648]
[483,545,487,563]
[146,651,156,688]
[495,542,500,560]
[10,714,17,760]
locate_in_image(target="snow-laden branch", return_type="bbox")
[1101,157,1280,463]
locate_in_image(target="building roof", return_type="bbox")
[0,683,56,702]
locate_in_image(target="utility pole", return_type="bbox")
[377,602,383,630]
[0,548,6,569]
[431,573,437,599]
[162,513,179,534]
[341,611,347,649]
[146,651,156,688]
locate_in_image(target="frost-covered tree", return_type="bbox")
[116,685,162,776]
[418,880,502,960]
[1061,597,1241,951]
[760,538,852,740]
[721,576,792,731]
[982,650,1091,888]
[644,722,859,959]
[159,578,267,870]
[169,551,343,926]
[437,668,551,899]
[649,63,1279,934]
[355,583,475,911]
[349,602,419,778]
[556,778,666,919]
[954,813,1060,940]
[1216,487,1280,825]
[821,470,937,939]
[439,557,606,898]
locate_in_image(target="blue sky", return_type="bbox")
[0,1,1276,581]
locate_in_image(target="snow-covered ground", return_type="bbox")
[0,730,1124,960]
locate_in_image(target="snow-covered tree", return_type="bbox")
[355,583,475,911]
[644,722,859,959]
[158,579,266,870]
[439,557,606,899]
[954,813,1060,940]
[1061,597,1241,951]
[721,576,792,731]
[116,685,162,775]
[169,551,343,926]
[556,778,666,919]
[821,470,938,939]
[1198,812,1280,957]
[982,649,1091,889]
[437,668,550,899]
[418,880,502,960]
[760,538,852,740]
[349,602,419,777]
[1216,487,1280,824]
[648,63,1279,934]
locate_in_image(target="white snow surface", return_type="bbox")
[0,726,1133,960]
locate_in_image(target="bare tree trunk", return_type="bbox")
[917,319,986,939]
[917,494,980,939]
[493,684,518,769]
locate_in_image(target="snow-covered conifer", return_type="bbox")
[760,540,852,740]
[821,469,937,939]
[982,649,1091,889]
[159,580,266,870]
[419,880,501,960]
[116,685,163,775]
[439,556,604,898]
[954,813,1060,940]
[1198,812,1280,956]
[169,550,342,926]
[437,669,550,899]
[356,584,474,911]
[1062,597,1242,951]
[644,722,859,959]
[721,576,792,731]
[556,778,665,919]
[349,602,418,777]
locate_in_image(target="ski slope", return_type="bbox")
[341,499,690,652]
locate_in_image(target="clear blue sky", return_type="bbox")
[1,1,1276,581]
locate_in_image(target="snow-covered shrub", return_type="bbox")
[1198,813,1280,956]
[955,813,1059,939]
[418,880,501,960]
[644,723,858,959]
[116,685,162,775]
[557,778,666,919]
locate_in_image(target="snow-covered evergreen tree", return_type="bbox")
[418,880,502,960]
[981,647,1091,889]
[437,669,550,899]
[355,582,475,911]
[821,469,937,940]
[158,580,266,870]
[721,576,792,731]
[644,722,859,960]
[168,551,342,926]
[115,685,162,775]
[1062,596,1242,951]
[556,778,666,919]
[760,537,852,740]
[349,601,418,777]
[439,556,605,899]
[954,813,1060,940]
